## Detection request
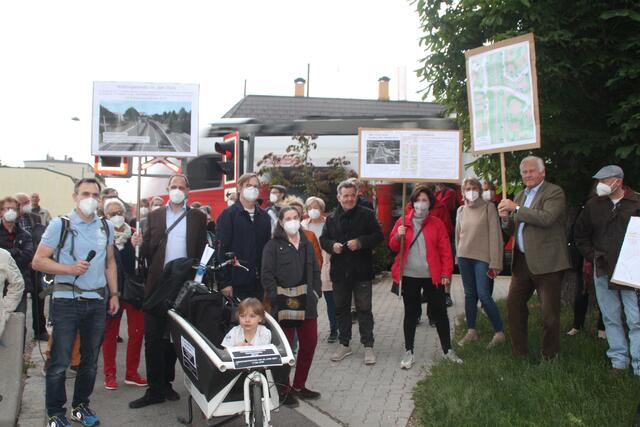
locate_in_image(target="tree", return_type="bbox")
[123,107,140,122]
[288,133,320,199]
[414,0,640,203]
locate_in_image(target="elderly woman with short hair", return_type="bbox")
[455,178,505,348]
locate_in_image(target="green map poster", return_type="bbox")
[465,33,540,154]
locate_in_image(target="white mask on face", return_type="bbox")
[243,187,259,202]
[413,201,429,214]
[109,215,125,228]
[482,191,494,201]
[465,191,479,202]
[78,197,98,216]
[269,193,279,204]
[169,189,186,205]
[308,209,321,220]
[151,205,162,211]
[22,204,32,214]
[596,182,616,197]
[284,219,301,235]
[227,199,235,207]
[140,207,149,218]
[3,209,17,223]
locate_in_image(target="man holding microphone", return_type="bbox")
[33,178,118,427]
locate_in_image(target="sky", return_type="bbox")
[0,0,430,199]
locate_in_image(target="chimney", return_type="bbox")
[294,77,306,97]
[378,76,390,101]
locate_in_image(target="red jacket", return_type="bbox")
[389,209,453,285]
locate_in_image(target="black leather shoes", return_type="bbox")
[129,390,165,409]
[164,385,180,401]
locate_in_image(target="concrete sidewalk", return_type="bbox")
[18,275,509,427]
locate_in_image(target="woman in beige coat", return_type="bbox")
[0,247,25,339]
[455,178,505,349]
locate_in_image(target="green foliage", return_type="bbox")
[413,0,640,202]
[372,245,394,275]
[123,107,140,121]
[257,134,352,212]
[414,297,640,426]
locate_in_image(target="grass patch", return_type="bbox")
[414,298,640,426]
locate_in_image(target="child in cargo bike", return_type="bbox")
[222,298,272,348]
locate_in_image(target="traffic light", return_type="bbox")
[186,154,223,190]
[215,132,239,185]
[94,156,131,177]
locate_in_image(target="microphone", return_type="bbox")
[75,250,96,279]
[85,250,97,263]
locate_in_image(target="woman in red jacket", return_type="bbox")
[389,185,462,369]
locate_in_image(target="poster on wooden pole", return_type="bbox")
[358,128,462,183]
[465,33,540,155]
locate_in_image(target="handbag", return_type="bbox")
[122,265,146,309]
[276,284,307,328]
[391,221,427,296]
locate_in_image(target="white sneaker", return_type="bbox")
[400,350,414,369]
[364,347,376,365]
[443,349,463,364]
[330,345,352,362]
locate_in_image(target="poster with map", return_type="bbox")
[465,33,540,154]
[358,128,462,183]
[611,217,640,289]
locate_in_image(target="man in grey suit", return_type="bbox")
[498,156,570,360]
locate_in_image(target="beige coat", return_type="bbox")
[502,181,571,275]
[0,248,25,339]
[302,218,333,292]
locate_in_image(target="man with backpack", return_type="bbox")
[33,178,119,427]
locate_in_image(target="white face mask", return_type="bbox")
[413,201,429,213]
[242,187,259,202]
[465,190,479,202]
[269,193,279,204]
[78,197,98,216]
[482,191,494,201]
[596,181,617,197]
[22,204,32,214]
[109,215,125,228]
[308,209,321,220]
[227,199,235,207]
[284,219,301,235]
[140,207,149,217]
[169,189,186,205]
[3,209,17,223]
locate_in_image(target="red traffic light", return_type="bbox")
[214,141,235,160]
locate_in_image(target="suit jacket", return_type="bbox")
[502,181,570,275]
[142,205,207,297]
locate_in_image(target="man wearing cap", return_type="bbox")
[266,184,287,232]
[498,155,571,360]
[574,165,640,375]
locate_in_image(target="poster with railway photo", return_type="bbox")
[358,128,462,183]
[91,81,199,157]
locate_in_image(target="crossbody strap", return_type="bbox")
[148,206,190,262]
[408,221,427,250]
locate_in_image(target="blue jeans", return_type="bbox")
[594,274,640,374]
[46,298,106,417]
[323,290,338,333]
[458,257,503,332]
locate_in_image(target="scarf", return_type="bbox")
[114,223,132,250]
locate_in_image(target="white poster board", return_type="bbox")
[358,128,462,183]
[92,81,199,157]
[465,33,540,155]
[611,217,640,289]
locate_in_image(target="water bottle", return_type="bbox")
[194,263,206,283]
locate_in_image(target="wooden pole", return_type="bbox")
[135,157,142,270]
[398,183,407,299]
[500,152,507,198]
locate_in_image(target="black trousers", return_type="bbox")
[144,312,177,397]
[402,277,451,353]
[334,280,374,347]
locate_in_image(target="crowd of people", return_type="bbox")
[1,155,639,427]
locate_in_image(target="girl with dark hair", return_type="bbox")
[261,207,322,405]
[389,185,462,369]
